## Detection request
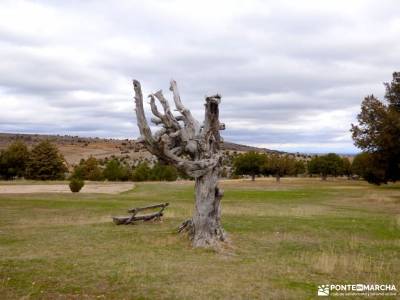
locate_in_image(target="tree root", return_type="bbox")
[178,218,194,239]
[178,218,228,250]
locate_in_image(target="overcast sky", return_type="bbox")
[1,0,399,153]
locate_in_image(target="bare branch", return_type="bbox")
[133,80,156,147]
[153,90,180,130]
[170,80,200,136]
[133,80,221,178]
[148,94,164,120]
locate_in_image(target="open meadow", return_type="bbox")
[0,178,399,299]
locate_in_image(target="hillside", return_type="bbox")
[0,133,281,167]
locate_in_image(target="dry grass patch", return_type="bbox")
[223,203,330,217]
[0,182,135,194]
[0,178,399,299]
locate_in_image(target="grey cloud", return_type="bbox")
[1,0,399,153]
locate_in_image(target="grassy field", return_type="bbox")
[0,178,399,299]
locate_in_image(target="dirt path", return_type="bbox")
[0,182,135,194]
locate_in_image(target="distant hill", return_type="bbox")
[0,132,282,167]
[221,141,281,154]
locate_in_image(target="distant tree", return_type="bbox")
[341,157,352,178]
[0,141,30,180]
[307,153,344,180]
[350,72,400,184]
[103,159,131,181]
[26,140,67,180]
[233,151,266,181]
[263,154,298,182]
[71,156,103,181]
[294,160,306,176]
[307,156,320,177]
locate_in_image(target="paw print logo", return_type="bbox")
[318,285,330,296]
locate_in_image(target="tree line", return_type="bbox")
[70,157,178,182]
[0,139,385,183]
[233,152,305,181]
[0,140,178,181]
[232,151,370,181]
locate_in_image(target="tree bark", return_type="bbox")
[251,173,255,181]
[192,167,225,247]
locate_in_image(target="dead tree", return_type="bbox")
[132,79,226,248]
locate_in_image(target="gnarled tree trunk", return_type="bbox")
[132,79,226,248]
[193,168,225,247]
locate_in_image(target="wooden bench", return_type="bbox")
[112,203,169,225]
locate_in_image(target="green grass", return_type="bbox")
[0,178,399,299]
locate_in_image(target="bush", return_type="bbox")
[150,162,178,181]
[69,178,84,193]
[71,156,104,181]
[103,159,131,181]
[132,162,151,181]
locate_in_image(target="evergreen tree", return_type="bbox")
[351,72,400,184]
[0,141,30,180]
[26,140,67,180]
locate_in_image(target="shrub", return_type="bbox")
[69,178,84,193]
[132,162,151,181]
[103,159,131,181]
[71,156,104,181]
[150,162,178,181]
